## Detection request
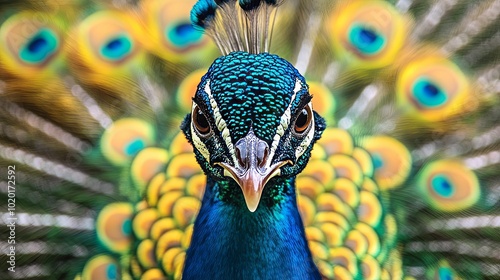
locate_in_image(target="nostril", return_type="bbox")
[235,146,246,167]
[257,142,269,168]
[261,147,269,168]
[234,131,270,170]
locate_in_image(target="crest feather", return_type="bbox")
[191,0,283,54]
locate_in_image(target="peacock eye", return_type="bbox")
[294,106,312,135]
[193,106,211,135]
[348,24,386,56]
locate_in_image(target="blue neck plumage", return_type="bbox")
[183,177,321,280]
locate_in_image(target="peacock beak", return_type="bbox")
[215,130,291,212]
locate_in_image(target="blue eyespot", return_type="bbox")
[432,175,454,198]
[19,28,59,64]
[106,263,118,280]
[121,218,132,236]
[348,24,386,55]
[438,267,454,280]
[372,153,384,169]
[100,34,133,61]
[412,78,447,108]
[124,138,145,156]
[166,21,203,48]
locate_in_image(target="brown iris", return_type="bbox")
[294,106,312,134]
[193,106,210,135]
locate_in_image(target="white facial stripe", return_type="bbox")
[204,80,238,164]
[295,102,315,159]
[269,78,303,162]
[190,103,211,161]
[293,78,302,93]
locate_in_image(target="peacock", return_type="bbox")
[0,0,499,279]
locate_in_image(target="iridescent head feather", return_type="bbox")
[181,52,326,211]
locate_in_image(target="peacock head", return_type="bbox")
[181,51,326,212]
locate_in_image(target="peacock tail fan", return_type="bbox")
[0,0,499,279]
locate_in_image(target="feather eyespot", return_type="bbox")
[294,106,312,135]
[192,106,211,135]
